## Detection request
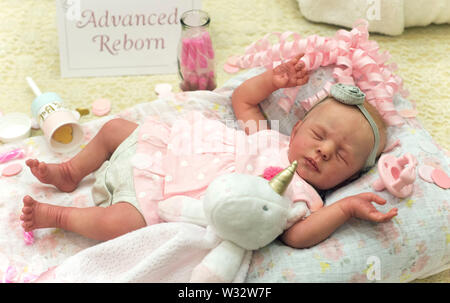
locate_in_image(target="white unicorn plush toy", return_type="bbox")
[158,160,308,282]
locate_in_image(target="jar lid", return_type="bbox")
[0,112,32,143]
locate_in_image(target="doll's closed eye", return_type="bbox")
[337,151,348,164]
[312,130,322,140]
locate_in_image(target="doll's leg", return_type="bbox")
[26,118,138,193]
[21,195,146,241]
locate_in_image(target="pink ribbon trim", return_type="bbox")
[225,19,406,126]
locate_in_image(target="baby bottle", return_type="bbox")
[177,9,216,91]
[27,77,84,153]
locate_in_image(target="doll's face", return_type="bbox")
[288,98,374,190]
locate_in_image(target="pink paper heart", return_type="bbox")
[431,169,450,189]
[2,163,22,177]
[399,109,418,118]
[92,98,111,116]
[223,63,240,74]
[418,165,434,183]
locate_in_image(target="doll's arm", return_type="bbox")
[281,193,398,249]
[231,54,308,134]
[231,69,277,134]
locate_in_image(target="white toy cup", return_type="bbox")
[28,78,84,153]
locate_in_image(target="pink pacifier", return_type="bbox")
[372,153,418,198]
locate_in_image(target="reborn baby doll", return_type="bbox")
[21,54,397,248]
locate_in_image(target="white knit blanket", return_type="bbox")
[297,0,450,35]
[35,222,250,283]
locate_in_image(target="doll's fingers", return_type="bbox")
[369,213,384,222]
[296,75,309,86]
[370,209,396,223]
[294,53,305,60]
[359,192,387,205]
[379,208,398,222]
[296,68,307,78]
[288,63,297,74]
[390,208,398,217]
[295,60,305,70]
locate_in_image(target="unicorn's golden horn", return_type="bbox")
[268,160,298,195]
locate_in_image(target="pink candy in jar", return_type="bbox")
[177,10,216,91]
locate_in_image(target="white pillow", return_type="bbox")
[297,0,450,36]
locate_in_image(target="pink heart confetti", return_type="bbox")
[223,63,240,74]
[92,98,111,116]
[2,163,23,177]
[431,169,450,189]
[227,55,239,66]
[399,109,418,118]
[418,165,435,183]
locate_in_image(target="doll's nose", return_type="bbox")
[317,148,329,160]
[316,142,332,161]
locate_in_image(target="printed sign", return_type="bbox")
[56,0,202,77]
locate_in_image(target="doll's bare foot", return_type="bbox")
[26,159,80,193]
[20,195,71,231]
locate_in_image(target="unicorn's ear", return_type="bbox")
[158,195,208,226]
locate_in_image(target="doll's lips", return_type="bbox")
[304,157,320,173]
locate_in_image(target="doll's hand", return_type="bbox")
[341,193,398,223]
[272,53,309,89]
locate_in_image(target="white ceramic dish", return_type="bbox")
[0,112,32,143]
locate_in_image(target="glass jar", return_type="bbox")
[177,9,216,91]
